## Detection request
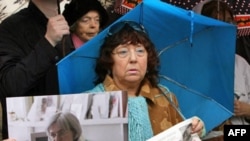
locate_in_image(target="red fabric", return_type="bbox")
[235,15,250,37]
[71,33,84,49]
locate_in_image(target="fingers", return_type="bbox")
[234,101,250,116]
[234,100,244,116]
[45,15,70,47]
[191,117,204,136]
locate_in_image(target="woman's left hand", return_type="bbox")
[191,116,204,137]
[234,100,250,117]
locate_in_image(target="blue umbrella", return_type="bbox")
[57,0,236,132]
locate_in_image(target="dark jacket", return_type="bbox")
[0,2,74,138]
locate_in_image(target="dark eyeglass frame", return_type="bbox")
[107,20,147,37]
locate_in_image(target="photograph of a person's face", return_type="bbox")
[6,91,128,141]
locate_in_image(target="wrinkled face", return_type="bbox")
[75,10,101,42]
[48,123,74,141]
[111,42,148,87]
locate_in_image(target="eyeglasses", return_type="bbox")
[112,46,146,58]
[107,20,147,37]
[49,129,69,139]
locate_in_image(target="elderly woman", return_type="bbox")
[63,0,109,49]
[46,112,84,141]
[87,20,206,141]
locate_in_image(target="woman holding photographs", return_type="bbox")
[86,20,206,141]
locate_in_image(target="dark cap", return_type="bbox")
[63,0,109,28]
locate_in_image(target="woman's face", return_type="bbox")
[48,123,74,141]
[111,42,148,87]
[75,10,101,42]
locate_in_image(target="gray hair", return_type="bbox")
[46,111,84,141]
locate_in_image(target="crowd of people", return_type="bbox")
[0,0,250,141]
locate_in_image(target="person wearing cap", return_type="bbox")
[63,0,109,49]
[0,0,72,139]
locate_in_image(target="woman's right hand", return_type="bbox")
[45,15,70,47]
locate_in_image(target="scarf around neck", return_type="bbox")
[102,75,154,141]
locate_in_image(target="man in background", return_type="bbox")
[0,0,71,139]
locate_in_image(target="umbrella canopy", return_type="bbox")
[57,0,236,132]
[0,0,70,23]
[0,0,28,23]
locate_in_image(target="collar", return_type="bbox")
[71,33,84,49]
[102,75,159,103]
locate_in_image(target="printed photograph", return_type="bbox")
[6,91,128,141]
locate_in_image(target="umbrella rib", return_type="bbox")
[159,75,234,115]
[159,90,186,120]
[158,27,214,57]
[158,38,188,56]
[159,74,212,99]
[57,0,61,14]
[71,55,98,59]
